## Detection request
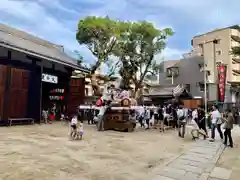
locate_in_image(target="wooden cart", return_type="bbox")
[104,98,136,132]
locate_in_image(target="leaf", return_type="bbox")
[76,16,121,73]
[114,20,173,97]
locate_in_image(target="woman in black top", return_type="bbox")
[197,106,208,139]
[158,106,164,131]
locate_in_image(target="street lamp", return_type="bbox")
[202,39,219,114]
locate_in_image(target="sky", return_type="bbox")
[0,0,239,65]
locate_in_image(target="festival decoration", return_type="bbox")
[217,64,227,102]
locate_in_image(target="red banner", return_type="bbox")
[217,64,227,102]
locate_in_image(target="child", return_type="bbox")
[48,111,54,124]
[70,115,78,140]
[77,122,84,140]
[42,109,48,124]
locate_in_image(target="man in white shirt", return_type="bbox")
[177,106,186,138]
[210,105,223,142]
[192,109,198,121]
[137,105,145,127]
[96,104,107,131]
[144,107,151,129]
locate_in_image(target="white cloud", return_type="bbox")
[154,47,186,63]
[0,0,239,64]
[131,0,240,26]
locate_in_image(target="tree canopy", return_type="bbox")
[76,16,173,97]
[76,16,121,95]
[114,21,173,98]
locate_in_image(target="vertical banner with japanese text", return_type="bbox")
[217,64,227,102]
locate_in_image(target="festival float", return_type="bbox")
[103,97,136,132]
[80,80,137,132]
[98,84,137,132]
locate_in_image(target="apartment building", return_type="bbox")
[191,25,240,103]
[191,25,240,83]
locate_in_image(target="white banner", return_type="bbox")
[79,105,154,110]
[42,73,58,84]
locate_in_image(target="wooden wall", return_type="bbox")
[8,68,29,118]
[67,78,85,116]
[0,65,7,119]
[183,99,202,109]
[0,55,85,121]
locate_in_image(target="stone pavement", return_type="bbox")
[152,140,226,180]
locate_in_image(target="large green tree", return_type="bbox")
[76,16,121,95]
[115,21,173,99]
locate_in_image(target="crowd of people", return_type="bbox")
[80,103,234,148]
[42,84,235,147]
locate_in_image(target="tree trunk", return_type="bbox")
[89,60,102,97]
[90,73,101,96]
[134,87,143,101]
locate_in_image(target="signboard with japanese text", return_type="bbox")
[217,64,227,102]
[42,73,58,84]
[49,89,65,101]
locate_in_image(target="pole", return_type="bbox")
[213,40,219,105]
[203,43,207,114]
[204,64,207,114]
[39,65,43,124]
[171,74,174,85]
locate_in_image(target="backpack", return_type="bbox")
[178,110,185,121]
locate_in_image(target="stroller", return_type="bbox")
[187,118,207,140]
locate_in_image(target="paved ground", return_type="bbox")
[151,126,240,180]
[0,122,194,180]
[213,126,240,180]
[151,140,225,180]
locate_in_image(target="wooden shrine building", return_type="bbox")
[0,24,89,124]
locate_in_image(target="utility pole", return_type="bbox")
[213,39,219,103]
[202,42,207,114]
[202,39,219,113]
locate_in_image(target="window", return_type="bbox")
[216,50,221,55]
[166,67,179,77]
[213,39,220,44]
[197,82,208,92]
[185,84,190,92]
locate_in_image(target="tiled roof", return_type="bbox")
[0,23,89,72]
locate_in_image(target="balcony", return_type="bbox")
[232,57,240,63]
[231,35,240,43]
[232,64,240,74]
[229,75,240,83]
[231,40,240,48]
[231,29,240,37]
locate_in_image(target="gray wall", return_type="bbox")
[158,56,218,101]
